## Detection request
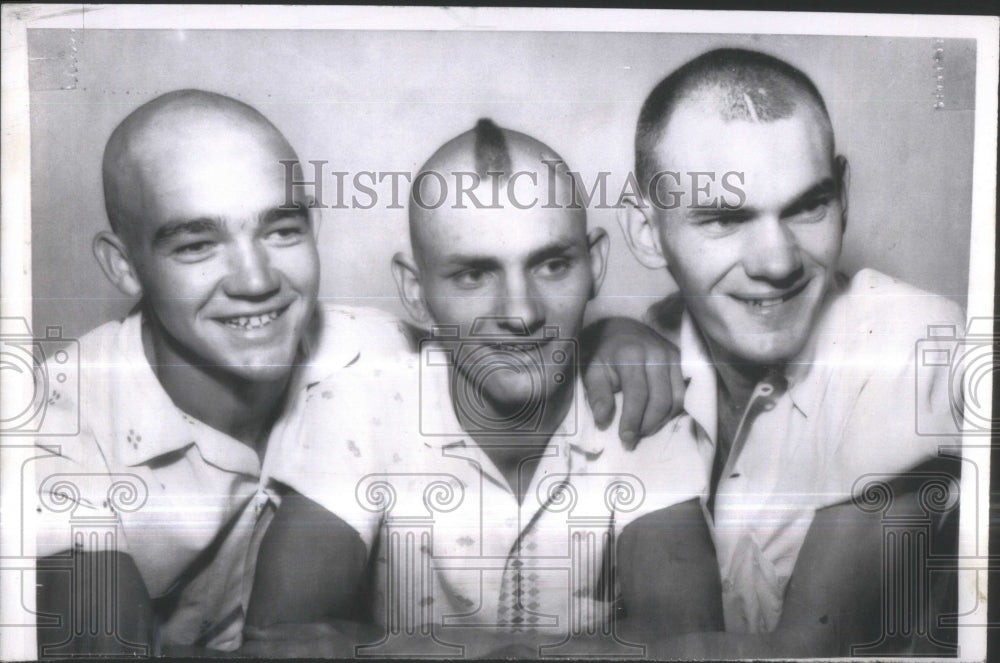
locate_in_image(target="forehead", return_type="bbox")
[132,121,299,230]
[418,201,587,265]
[657,106,834,204]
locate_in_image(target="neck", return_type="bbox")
[142,319,291,457]
[451,367,575,503]
[705,340,776,414]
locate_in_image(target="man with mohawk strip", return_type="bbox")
[246,119,723,657]
[32,92,691,657]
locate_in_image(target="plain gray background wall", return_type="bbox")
[28,30,975,340]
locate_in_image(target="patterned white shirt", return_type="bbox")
[271,342,710,651]
[32,305,411,651]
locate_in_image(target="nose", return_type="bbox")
[743,216,804,285]
[496,271,544,335]
[223,239,281,299]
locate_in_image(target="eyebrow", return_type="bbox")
[152,218,222,247]
[525,240,578,266]
[779,178,837,218]
[686,177,837,220]
[439,240,578,270]
[151,204,310,248]
[261,203,309,226]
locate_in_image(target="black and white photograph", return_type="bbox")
[0,5,996,661]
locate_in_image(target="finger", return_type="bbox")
[669,359,687,416]
[616,361,649,449]
[639,360,675,437]
[583,360,619,430]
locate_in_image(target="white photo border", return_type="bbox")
[1,5,996,662]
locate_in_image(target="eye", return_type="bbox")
[535,257,572,279]
[452,269,490,289]
[265,219,309,245]
[172,240,216,260]
[791,197,832,223]
[697,216,745,236]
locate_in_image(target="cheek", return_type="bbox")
[422,282,490,328]
[798,219,844,268]
[272,245,321,292]
[538,277,592,320]
[665,236,727,295]
[140,263,213,310]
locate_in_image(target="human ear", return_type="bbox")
[93,231,143,298]
[586,227,610,299]
[617,198,668,270]
[391,252,431,324]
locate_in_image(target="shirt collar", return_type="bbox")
[417,343,604,457]
[653,286,843,435]
[114,312,261,476]
[676,310,720,444]
[292,307,366,390]
[677,308,820,423]
[779,274,850,420]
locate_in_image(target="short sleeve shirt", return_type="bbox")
[270,343,711,643]
[31,305,411,651]
[644,268,966,633]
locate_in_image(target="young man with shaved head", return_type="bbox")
[245,119,723,658]
[31,88,416,655]
[619,48,965,657]
[32,91,682,656]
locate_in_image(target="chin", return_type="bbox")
[482,377,543,407]
[737,333,810,366]
[223,352,298,384]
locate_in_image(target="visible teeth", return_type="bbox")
[492,343,527,352]
[747,297,784,308]
[224,309,282,329]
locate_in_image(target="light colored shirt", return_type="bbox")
[271,343,710,645]
[645,268,966,633]
[32,305,411,651]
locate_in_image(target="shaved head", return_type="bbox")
[102,89,298,241]
[408,118,585,266]
[93,89,319,386]
[635,48,835,196]
[393,119,608,420]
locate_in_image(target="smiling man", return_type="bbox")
[31,89,418,655]
[244,119,722,658]
[31,91,685,657]
[619,48,966,656]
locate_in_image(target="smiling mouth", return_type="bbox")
[733,280,810,309]
[219,305,289,331]
[489,342,533,352]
